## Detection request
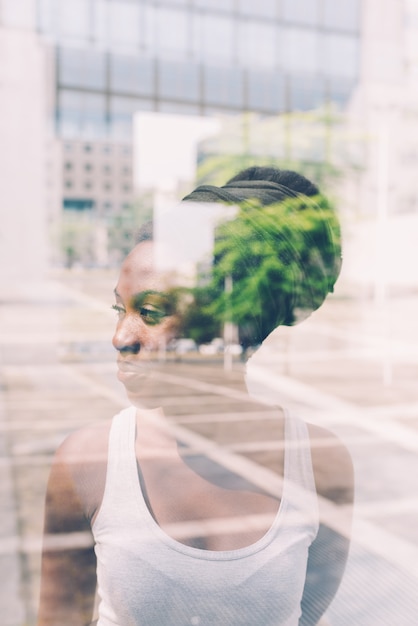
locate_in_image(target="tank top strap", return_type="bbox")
[94,406,137,529]
[282,411,319,531]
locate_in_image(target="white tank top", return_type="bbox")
[92,407,319,626]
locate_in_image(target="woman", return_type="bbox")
[38,167,353,625]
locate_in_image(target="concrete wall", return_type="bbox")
[0,26,48,283]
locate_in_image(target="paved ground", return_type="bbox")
[1,269,418,625]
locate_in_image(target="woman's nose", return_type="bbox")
[112,317,143,354]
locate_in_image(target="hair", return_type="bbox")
[183,166,342,345]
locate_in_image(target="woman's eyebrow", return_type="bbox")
[130,290,167,307]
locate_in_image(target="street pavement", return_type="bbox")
[1,268,418,625]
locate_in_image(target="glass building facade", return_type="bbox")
[32,0,362,140]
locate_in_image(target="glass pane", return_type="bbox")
[59,47,106,90]
[82,93,107,138]
[195,14,235,64]
[58,91,106,138]
[327,76,356,107]
[289,75,324,111]
[247,70,285,112]
[320,34,359,79]
[281,0,319,26]
[158,61,200,102]
[59,90,83,137]
[323,0,361,32]
[239,0,277,18]
[280,27,319,73]
[38,0,54,35]
[204,66,243,108]
[156,8,189,59]
[110,96,152,140]
[194,0,234,12]
[57,0,90,40]
[108,0,140,49]
[238,22,278,69]
[110,54,154,95]
[92,0,107,45]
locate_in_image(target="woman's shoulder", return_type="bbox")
[306,422,354,507]
[54,418,113,466]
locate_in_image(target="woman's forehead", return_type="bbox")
[117,241,179,295]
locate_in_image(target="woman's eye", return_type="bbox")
[140,307,165,325]
[111,304,126,319]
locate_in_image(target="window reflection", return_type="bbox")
[204,66,243,108]
[109,96,152,139]
[194,0,234,12]
[156,8,190,60]
[60,47,106,90]
[239,0,277,19]
[158,61,200,102]
[247,71,285,112]
[282,0,319,26]
[59,90,106,139]
[110,53,153,95]
[280,27,319,74]
[56,0,90,41]
[323,0,361,32]
[238,22,278,69]
[108,0,141,50]
[321,34,359,79]
[194,14,235,65]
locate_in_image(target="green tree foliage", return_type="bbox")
[202,195,340,347]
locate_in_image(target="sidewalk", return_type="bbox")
[1,270,418,625]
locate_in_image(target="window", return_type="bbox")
[158,61,200,102]
[103,145,112,154]
[289,75,324,112]
[108,0,141,49]
[280,27,319,73]
[65,180,73,189]
[109,96,152,140]
[84,144,92,152]
[64,162,73,170]
[110,54,154,96]
[194,0,234,12]
[320,34,359,79]
[281,0,319,26]
[238,22,278,69]
[59,47,106,90]
[84,163,93,172]
[122,184,131,193]
[323,0,361,32]
[104,183,112,191]
[194,15,235,65]
[103,165,112,174]
[247,71,285,112]
[84,181,93,190]
[63,198,94,210]
[122,166,131,175]
[156,8,189,59]
[56,0,90,40]
[239,0,277,18]
[204,66,243,108]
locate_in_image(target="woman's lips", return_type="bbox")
[116,360,150,386]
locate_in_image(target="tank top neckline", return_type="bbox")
[125,406,293,561]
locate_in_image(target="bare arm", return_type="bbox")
[300,426,354,625]
[37,427,107,626]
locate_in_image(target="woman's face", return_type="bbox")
[112,241,180,404]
